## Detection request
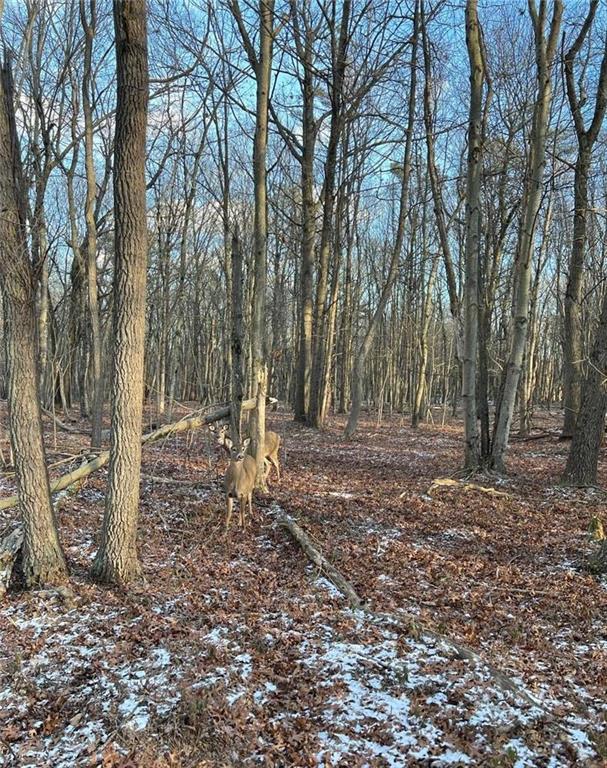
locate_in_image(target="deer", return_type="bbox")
[223,437,256,531]
[210,422,281,481]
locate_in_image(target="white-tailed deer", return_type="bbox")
[223,437,256,530]
[210,423,281,481]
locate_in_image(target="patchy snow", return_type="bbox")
[314,575,344,599]
[0,597,183,766]
[1,410,606,766]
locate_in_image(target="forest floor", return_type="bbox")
[0,405,606,767]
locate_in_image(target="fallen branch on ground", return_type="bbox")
[0,398,277,588]
[41,408,80,434]
[271,503,547,712]
[511,430,559,442]
[425,477,511,499]
[0,397,272,513]
[271,506,363,609]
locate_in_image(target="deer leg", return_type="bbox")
[248,492,253,522]
[239,496,246,528]
[225,496,233,532]
[271,453,280,482]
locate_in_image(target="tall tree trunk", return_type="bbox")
[344,1,418,438]
[80,0,104,448]
[561,0,607,437]
[462,0,486,469]
[231,0,274,485]
[294,12,316,422]
[421,0,462,356]
[92,0,149,585]
[490,0,562,472]
[0,56,67,587]
[309,0,350,428]
[251,0,273,487]
[230,229,245,444]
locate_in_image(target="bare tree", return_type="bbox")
[345,1,419,439]
[561,0,607,437]
[462,0,486,469]
[490,0,562,473]
[80,0,104,448]
[92,0,149,584]
[230,0,275,486]
[308,0,350,428]
[0,53,67,587]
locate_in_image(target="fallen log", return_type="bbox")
[0,397,268,513]
[0,398,278,587]
[425,477,511,499]
[41,408,80,434]
[270,503,547,712]
[271,505,363,608]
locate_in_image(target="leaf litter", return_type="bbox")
[0,409,605,766]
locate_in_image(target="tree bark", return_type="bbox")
[92,0,149,585]
[0,56,68,588]
[490,0,562,472]
[294,8,316,422]
[230,229,245,444]
[421,1,462,355]
[561,0,607,437]
[309,0,350,428]
[230,0,274,485]
[561,280,607,486]
[462,0,485,469]
[80,0,104,449]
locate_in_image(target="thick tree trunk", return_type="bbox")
[92,0,149,585]
[294,24,316,422]
[0,58,67,588]
[562,147,590,437]
[561,287,607,486]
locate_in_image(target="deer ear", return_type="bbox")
[225,437,234,451]
[242,437,251,449]
[209,424,216,433]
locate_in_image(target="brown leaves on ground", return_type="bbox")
[0,406,605,766]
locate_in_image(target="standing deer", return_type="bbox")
[210,423,281,481]
[223,437,256,531]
